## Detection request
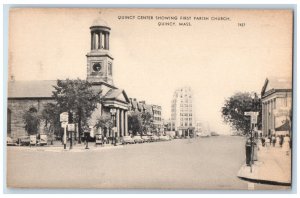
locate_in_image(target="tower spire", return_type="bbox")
[86,18,114,85]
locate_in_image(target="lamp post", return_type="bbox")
[250,92,260,171]
[84,127,90,149]
[68,110,74,150]
[110,108,117,146]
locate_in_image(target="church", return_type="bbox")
[7,19,131,140]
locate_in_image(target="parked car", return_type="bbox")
[159,135,171,141]
[17,136,30,146]
[38,134,48,146]
[7,137,17,146]
[122,136,135,144]
[142,136,151,143]
[210,132,219,136]
[132,136,144,143]
[150,135,159,142]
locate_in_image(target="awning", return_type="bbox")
[275,121,290,131]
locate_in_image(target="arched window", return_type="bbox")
[29,107,37,113]
[7,108,12,136]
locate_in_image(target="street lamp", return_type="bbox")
[248,92,260,171]
[84,127,90,149]
[110,108,117,146]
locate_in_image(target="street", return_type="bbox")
[7,136,289,190]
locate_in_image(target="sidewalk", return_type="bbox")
[237,146,291,185]
[8,141,124,152]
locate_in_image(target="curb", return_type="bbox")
[237,163,291,185]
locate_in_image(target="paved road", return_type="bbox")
[6,136,289,190]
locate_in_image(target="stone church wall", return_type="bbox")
[7,98,54,139]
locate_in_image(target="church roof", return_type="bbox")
[261,77,292,97]
[8,80,56,98]
[103,88,130,103]
[91,18,109,27]
[103,89,123,99]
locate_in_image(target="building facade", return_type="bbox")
[128,98,163,134]
[7,19,130,140]
[261,77,292,137]
[170,86,195,137]
[152,105,162,133]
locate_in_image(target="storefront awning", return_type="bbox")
[275,121,290,131]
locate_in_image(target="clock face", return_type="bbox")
[93,63,101,72]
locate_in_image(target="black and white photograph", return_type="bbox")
[5,8,293,190]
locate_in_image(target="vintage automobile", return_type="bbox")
[150,135,159,142]
[121,136,135,144]
[141,136,151,143]
[38,134,48,146]
[17,136,30,146]
[159,135,171,141]
[30,135,37,146]
[7,137,17,146]
[132,136,144,144]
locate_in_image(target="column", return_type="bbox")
[270,100,273,131]
[120,109,124,137]
[266,103,268,133]
[103,33,106,49]
[91,32,93,50]
[267,101,270,135]
[107,33,110,50]
[116,109,120,137]
[99,32,102,49]
[93,32,96,50]
[97,32,101,49]
[125,111,128,136]
[105,32,109,49]
[262,103,265,135]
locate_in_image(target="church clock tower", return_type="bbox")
[86,19,114,85]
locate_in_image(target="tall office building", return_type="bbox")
[171,86,195,137]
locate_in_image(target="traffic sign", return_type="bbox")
[60,112,69,122]
[251,115,258,124]
[61,122,67,128]
[244,112,252,116]
[67,124,75,131]
[244,111,259,116]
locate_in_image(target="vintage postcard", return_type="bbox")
[6,8,293,190]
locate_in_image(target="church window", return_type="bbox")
[108,62,112,75]
[29,107,37,113]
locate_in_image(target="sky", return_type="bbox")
[8,8,293,134]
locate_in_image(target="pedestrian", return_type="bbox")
[272,135,276,147]
[282,134,290,156]
[276,135,281,147]
[261,137,265,147]
[279,135,283,147]
[265,136,270,149]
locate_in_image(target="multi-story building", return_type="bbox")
[195,121,203,133]
[152,105,162,133]
[171,86,195,137]
[129,98,163,134]
[261,77,292,137]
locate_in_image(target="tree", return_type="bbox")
[94,114,113,134]
[221,92,262,135]
[128,112,142,136]
[141,111,154,134]
[23,107,40,135]
[52,78,101,143]
[41,103,61,142]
